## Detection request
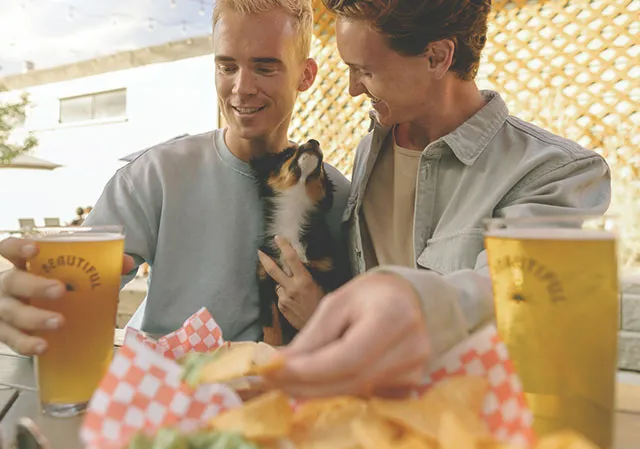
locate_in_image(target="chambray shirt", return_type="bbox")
[343,90,611,358]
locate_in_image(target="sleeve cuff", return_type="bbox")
[369,265,471,359]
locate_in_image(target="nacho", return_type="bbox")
[126,373,599,449]
[210,390,293,440]
[181,342,283,387]
[291,397,368,449]
[369,376,489,443]
[535,430,601,449]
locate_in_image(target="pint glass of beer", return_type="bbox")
[484,215,618,448]
[25,226,125,417]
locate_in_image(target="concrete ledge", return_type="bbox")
[622,294,640,332]
[619,273,640,372]
[619,331,640,372]
[621,273,640,295]
[617,370,640,413]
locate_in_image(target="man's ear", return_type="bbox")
[424,39,455,80]
[298,58,318,92]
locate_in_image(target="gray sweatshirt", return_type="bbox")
[85,130,351,340]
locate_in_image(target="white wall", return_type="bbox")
[0,54,219,230]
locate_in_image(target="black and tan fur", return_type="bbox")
[250,139,341,344]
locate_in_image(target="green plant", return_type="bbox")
[0,87,38,164]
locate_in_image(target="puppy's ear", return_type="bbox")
[250,152,280,178]
[281,145,298,159]
[318,166,335,212]
[250,145,297,178]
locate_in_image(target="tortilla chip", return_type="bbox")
[292,396,368,449]
[199,342,280,384]
[438,411,478,449]
[535,430,600,449]
[427,376,489,414]
[351,412,401,449]
[369,377,489,443]
[210,390,293,440]
[369,395,441,442]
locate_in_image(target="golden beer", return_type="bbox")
[26,226,124,417]
[485,218,618,449]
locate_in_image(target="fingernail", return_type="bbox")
[34,342,47,354]
[21,244,37,257]
[44,317,62,330]
[45,284,65,299]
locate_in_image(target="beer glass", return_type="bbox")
[25,226,125,417]
[484,215,618,448]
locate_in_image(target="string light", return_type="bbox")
[199,0,205,16]
[148,18,155,31]
[67,6,75,21]
[181,21,188,35]
[170,0,177,8]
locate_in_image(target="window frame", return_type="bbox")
[58,88,127,124]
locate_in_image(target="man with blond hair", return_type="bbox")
[0,0,350,355]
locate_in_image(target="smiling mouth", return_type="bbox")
[232,106,266,115]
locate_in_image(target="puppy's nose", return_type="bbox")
[304,139,322,155]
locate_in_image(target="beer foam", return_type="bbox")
[486,228,616,240]
[31,233,124,242]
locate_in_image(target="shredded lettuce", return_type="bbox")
[126,429,263,449]
[126,432,153,449]
[179,349,224,388]
[188,431,262,449]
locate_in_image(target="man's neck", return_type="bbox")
[395,81,487,151]
[224,128,290,162]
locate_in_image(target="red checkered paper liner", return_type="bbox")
[80,309,241,449]
[420,324,535,447]
[81,307,534,448]
[124,307,224,360]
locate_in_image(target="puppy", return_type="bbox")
[250,139,341,344]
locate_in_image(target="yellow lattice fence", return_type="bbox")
[289,0,639,180]
[483,0,638,168]
[480,0,640,265]
[289,0,371,174]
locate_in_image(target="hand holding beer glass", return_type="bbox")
[484,215,618,449]
[25,226,124,417]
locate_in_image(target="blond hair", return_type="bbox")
[213,0,314,59]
